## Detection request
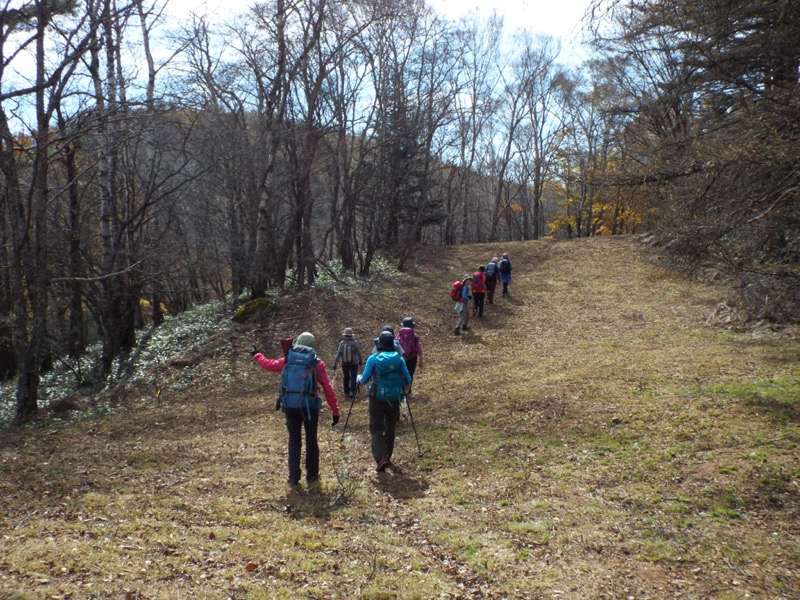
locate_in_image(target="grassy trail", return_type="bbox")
[1,236,798,599]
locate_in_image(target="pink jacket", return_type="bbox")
[253,353,339,416]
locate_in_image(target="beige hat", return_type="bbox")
[342,327,354,337]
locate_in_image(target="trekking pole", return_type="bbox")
[340,383,359,442]
[404,393,423,457]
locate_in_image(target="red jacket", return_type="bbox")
[253,353,339,416]
[471,272,487,293]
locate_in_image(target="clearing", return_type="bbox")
[1,236,798,599]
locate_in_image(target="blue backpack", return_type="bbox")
[281,347,320,416]
[485,262,498,280]
[373,352,406,404]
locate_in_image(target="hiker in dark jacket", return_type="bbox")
[252,332,340,492]
[498,252,513,297]
[333,327,363,400]
[358,331,412,472]
[485,257,500,304]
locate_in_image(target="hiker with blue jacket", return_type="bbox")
[251,332,340,492]
[454,275,472,335]
[357,331,412,472]
[485,257,500,304]
[498,252,513,297]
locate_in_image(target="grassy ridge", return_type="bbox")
[1,236,797,599]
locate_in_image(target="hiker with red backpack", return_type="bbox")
[471,266,487,318]
[498,252,513,297]
[396,317,423,390]
[451,275,472,335]
[251,332,340,492]
[333,327,363,400]
[357,331,412,472]
[485,257,499,304]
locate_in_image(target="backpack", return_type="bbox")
[341,340,356,364]
[485,262,497,280]
[472,272,482,286]
[396,327,418,358]
[449,280,464,302]
[280,347,320,415]
[373,352,406,404]
[499,258,511,274]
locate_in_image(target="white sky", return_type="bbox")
[165,0,594,63]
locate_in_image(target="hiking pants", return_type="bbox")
[404,355,418,379]
[341,363,358,397]
[455,301,471,330]
[500,274,511,296]
[473,292,486,317]
[486,278,498,303]
[284,408,320,485]
[369,397,400,462]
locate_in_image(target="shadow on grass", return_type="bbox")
[374,468,429,499]
[745,395,800,425]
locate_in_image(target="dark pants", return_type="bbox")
[369,397,400,462]
[403,356,418,394]
[284,408,320,485]
[500,274,511,295]
[486,278,498,303]
[404,355,418,379]
[473,292,486,317]
[342,363,358,397]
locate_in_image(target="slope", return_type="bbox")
[0,236,797,599]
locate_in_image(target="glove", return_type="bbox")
[250,346,258,357]
[331,415,340,427]
[275,398,282,411]
[356,375,362,385]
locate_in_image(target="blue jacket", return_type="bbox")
[360,351,412,404]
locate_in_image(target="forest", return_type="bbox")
[1,0,798,424]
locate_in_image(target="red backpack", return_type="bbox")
[449,280,464,302]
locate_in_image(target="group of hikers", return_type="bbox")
[250,251,512,493]
[450,252,513,335]
[250,318,424,491]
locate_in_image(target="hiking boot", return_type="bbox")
[462,325,469,331]
[376,456,390,472]
[287,482,305,496]
[307,478,322,493]
[453,327,461,335]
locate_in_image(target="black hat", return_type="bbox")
[382,325,395,334]
[402,317,415,328]
[376,331,396,351]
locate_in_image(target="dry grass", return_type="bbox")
[1,236,798,599]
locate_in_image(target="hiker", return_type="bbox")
[251,332,340,492]
[357,331,412,472]
[396,317,423,391]
[371,325,404,356]
[485,257,499,304]
[333,327,363,400]
[471,266,487,318]
[453,275,472,335]
[498,252,513,297]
